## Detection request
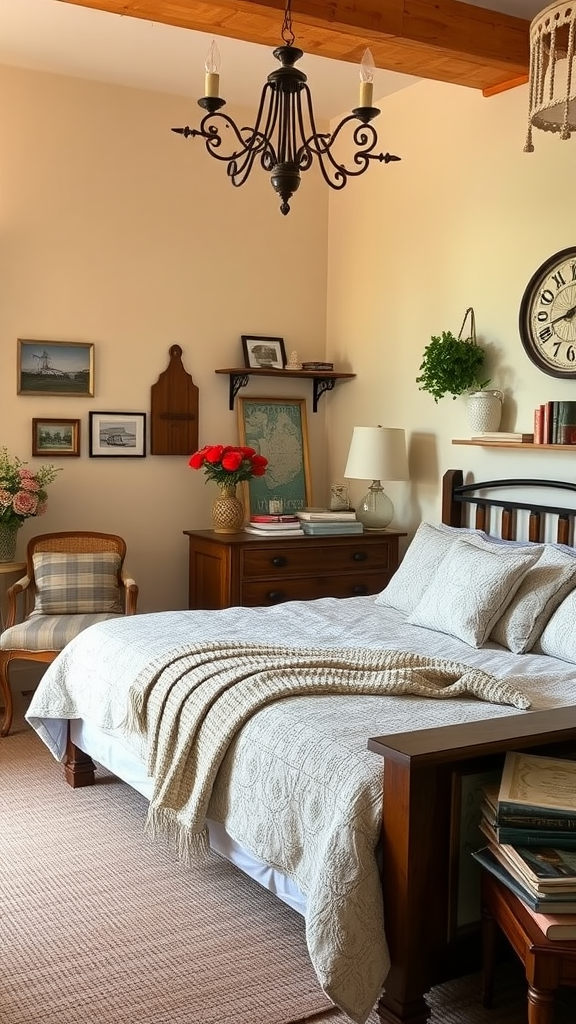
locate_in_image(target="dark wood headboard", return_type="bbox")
[442,468,576,545]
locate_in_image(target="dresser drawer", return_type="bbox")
[241,538,392,579]
[241,572,388,606]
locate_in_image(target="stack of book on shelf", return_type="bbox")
[296,508,363,536]
[244,514,304,538]
[472,432,534,443]
[533,401,576,444]
[472,751,576,937]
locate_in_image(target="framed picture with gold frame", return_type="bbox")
[32,418,80,457]
[237,396,312,515]
[18,340,94,397]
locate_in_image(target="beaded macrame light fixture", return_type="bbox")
[525,1,576,152]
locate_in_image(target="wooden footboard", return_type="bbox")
[369,708,576,1024]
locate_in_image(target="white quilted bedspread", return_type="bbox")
[26,597,576,1023]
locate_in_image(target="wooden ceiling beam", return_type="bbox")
[55,0,531,94]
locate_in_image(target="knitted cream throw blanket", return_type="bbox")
[125,641,529,865]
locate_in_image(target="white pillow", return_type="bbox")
[374,522,456,614]
[406,538,542,648]
[490,545,576,654]
[536,589,576,663]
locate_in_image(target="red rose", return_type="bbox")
[204,445,225,464]
[221,450,243,471]
[251,454,268,477]
[188,450,206,469]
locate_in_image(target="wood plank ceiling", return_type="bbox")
[55,0,532,96]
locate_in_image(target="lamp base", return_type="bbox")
[356,481,394,531]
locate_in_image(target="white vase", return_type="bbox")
[468,390,503,433]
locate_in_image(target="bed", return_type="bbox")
[24,468,576,1024]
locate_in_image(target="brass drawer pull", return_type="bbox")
[352,551,368,562]
[271,556,288,567]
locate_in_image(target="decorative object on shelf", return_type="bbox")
[468,389,504,433]
[89,412,147,458]
[524,2,576,154]
[241,335,286,370]
[519,247,576,378]
[344,426,408,531]
[0,447,61,562]
[150,345,199,456]
[188,444,269,533]
[286,351,302,370]
[171,0,400,216]
[301,361,334,371]
[32,418,80,458]
[237,398,311,515]
[330,483,351,511]
[17,339,94,397]
[416,307,491,403]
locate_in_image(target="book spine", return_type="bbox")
[542,401,551,444]
[496,828,576,849]
[497,807,576,830]
[534,406,543,444]
[551,400,559,444]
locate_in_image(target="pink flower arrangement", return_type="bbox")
[189,445,268,487]
[0,448,60,529]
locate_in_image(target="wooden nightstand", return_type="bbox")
[183,529,405,610]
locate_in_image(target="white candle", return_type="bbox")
[204,40,221,98]
[359,81,373,108]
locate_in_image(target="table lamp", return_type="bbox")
[344,426,408,530]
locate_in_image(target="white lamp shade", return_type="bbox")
[344,426,408,482]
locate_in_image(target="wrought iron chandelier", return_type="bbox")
[171,0,401,215]
[524,1,576,152]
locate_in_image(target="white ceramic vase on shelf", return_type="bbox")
[468,390,503,433]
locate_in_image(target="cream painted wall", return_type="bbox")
[326,78,576,542]
[0,65,330,611]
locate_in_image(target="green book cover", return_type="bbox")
[556,401,576,444]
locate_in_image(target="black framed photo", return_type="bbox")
[241,335,287,370]
[89,412,146,457]
[18,340,94,396]
[32,418,80,457]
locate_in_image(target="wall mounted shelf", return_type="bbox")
[215,367,356,412]
[453,440,576,451]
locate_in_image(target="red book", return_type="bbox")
[534,406,543,444]
[250,514,299,524]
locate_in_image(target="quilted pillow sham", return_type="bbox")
[33,551,123,615]
[374,522,456,614]
[490,545,576,654]
[536,589,576,663]
[406,538,542,648]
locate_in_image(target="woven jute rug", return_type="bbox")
[1,690,576,1024]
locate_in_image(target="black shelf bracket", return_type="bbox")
[228,372,250,410]
[312,377,335,412]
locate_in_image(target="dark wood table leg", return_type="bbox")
[64,729,96,788]
[527,985,555,1024]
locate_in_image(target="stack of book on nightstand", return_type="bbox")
[244,514,304,538]
[296,508,363,536]
[472,751,576,936]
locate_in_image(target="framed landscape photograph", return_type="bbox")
[241,335,287,370]
[32,418,80,457]
[89,411,146,458]
[18,340,94,397]
[237,397,311,515]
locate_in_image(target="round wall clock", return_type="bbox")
[519,247,576,377]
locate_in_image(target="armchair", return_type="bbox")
[0,531,138,736]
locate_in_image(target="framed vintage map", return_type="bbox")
[237,397,312,515]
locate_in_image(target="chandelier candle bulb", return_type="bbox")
[359,48,375,108]
[204,40,221,98]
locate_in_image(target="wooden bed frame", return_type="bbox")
[63,468,576,1024]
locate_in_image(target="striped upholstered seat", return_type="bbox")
[0,532,138,737]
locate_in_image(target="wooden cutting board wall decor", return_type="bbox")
[150,345,199,455]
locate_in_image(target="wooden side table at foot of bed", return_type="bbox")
[183,529,406,610]
[481,870,576,1024]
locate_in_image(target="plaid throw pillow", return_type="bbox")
[33,551,123,614]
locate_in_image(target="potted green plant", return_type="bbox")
[415,329,490,402]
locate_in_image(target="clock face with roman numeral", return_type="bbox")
[519,247,576,377]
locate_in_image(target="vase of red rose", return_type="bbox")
[189,444,268,535]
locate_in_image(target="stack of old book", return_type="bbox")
[473,751,576,937]
[296,507,363,536]
[244,514,304,538]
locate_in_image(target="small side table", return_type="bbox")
[0,562,26,631]
[481,869,576,1024]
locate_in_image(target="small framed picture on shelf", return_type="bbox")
[32,418,81,457]
[241,335,287,370]
[89,411,146,458]
[17,339,94,396]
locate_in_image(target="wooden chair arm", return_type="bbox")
[121,573,139,615]
[5,576,31,629]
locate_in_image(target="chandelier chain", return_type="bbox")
[281,0,295,47]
